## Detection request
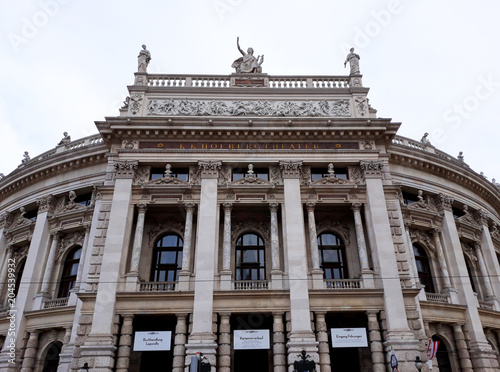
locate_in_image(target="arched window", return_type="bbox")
[318,233,347,279]
[42,341,62,372]
[236,233,265,280]
[413,243,435,293]
[58,246,82,298]
[151,234,183,282]
[432,336,452,372]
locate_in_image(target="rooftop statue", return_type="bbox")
[344,47,360,75]
[58,132,71,145]
[137,44,151,73]
[231,37,264,73]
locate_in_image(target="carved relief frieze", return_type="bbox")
[129,94,143,115]
[315,220,350,245]
[56,230,85,261]
[347,166,363,185]
[231,220,270,244]
[147,98,350,117]
[354,96,367,116]
[269,165,283,186]
[219,166,231,186]
[409,229,435,255]
[189,166,201,185]
[148,221,185,244]
[134,166,150,186]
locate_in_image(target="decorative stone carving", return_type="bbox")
[232,37,264,73]
[12,207,31,227]
[21,151,30,164]
[311,164,356,185]
[359,160,383,178]
[133,166,150,185]
[114,160,138,179]
[433,193,454,212]
[58,191,86,213]
[279,160,303,179]
[137,44,151,73]
[130,94,143,115]
[355,96,367,116]
[147,98,350,117]
[0,211,9,229]
[36,194,56,214]
[121,96,130,109]
[347,166,363,185]
[316,220,350,245]
[142,165,190,186]
[198,160,222,179]
[122,140,137,150]
[89,184,101,207]
[269,165,283,186]
[218,166,231,186]
[491,223,500,240]
[361,141,375,150]
[408,190,430,211]
[457,205,479,227]
[409,229,435,255]
[148,221,185,244]
[230,165,273,186]
[475,209,489,226]
[189,166,201,185]
[58,132,71,146]
[231,220,270,244]
[420,133,431,146]
[344,47,360,75]
[56,230,85,261]
[12,245,29,262]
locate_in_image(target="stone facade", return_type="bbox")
[0,67,499,372]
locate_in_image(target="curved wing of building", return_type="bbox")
[0,68,499,372]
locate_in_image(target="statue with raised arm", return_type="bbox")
[137,44,151,73]
[344,47,360,75]
[232,37,264,73]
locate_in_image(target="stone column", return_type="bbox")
[432,229,452,289]
[474,242,496,302]
[218,313,231,372]
[477,211,500,306]
[80,160,137,371]
[306,203,324,289]
[269,203,283,289]
[72,224,91,292]
[435,193,495,370]
[351,202,374,288]
[20,331,39,372]
[314,312,331,372]
[273,312,287,372]
[220,203,233,290]
[173,314,188,372]
[453,323,473,372]
[278,160,319,370]
[38,231,60,296]
[185,160,221,372]
[125,203,147,291]
[178,203,195,291]
[0,246,13,300]
[116,315,134,372]
[0,195,55,371]
[359,161,417,365]
[367,311,384,372]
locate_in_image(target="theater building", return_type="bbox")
[0,52,500,372]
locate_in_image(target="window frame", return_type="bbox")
[317,232,348,279]
[235,233,266,281]
[150,234,184,282]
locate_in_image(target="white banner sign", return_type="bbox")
[234,330,270,350]
[330,328,368,348]
[133,331,172,351]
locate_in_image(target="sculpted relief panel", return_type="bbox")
[147,99,350,117]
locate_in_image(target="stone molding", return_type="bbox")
[231,220,270,245]
[279,160,303,179]
[316,220,350,246]
[147,98,350,117]
[147,221,185,244]
[114,160,138,179]
[56,230,85,261]
[409,229,435,255]
[36,194,56,214]
[359,160,384,179]
[198,160,222,179]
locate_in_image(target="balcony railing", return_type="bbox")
[324,279,362,289]
[43,297,69,309]
[140,281,176,292]
[425,292,450,304]
[234,280,269,290]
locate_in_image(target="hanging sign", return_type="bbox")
[330,328,368,348]
[234,330,270,350]
[133,331,172,351]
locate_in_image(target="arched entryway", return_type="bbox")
[42,341,62,372]
[433,335,452,372]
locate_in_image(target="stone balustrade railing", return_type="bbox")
[234,280,269,290]
[324,279,362,289]
[425,292,450,304]
[145,74,352,89]
[43,297,69,309]
[140,281,176,292]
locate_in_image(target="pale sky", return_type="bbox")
[1,0,499,183]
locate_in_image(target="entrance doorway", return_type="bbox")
[231,313,273,372]
[129,315,176,372]
[433,335,452,372]
[42,341,62,372]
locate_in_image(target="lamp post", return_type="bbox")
[81,362,89,371]
[414,356,423,372]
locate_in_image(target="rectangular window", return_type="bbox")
[232,168,269,181]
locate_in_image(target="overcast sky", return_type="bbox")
[1,0,499,183]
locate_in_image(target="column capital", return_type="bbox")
[185,202,196,211]
[305,202,316,211]
[475,209,489,226]
[222,202,233,211]
[49,230,61,239]
[279,160,303,179]
[36,194,56,214]
[433,193,454,212]
[0,211,9,229]
[114,160,138,179]
[359,160,384,179]
[351,202,363,211]
[269,202,279,211]
[136,203,148,214]
[198,160,222,179]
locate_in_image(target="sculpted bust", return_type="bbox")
[232,37,264,73]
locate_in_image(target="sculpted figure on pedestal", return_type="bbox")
[137,44,151,72]
[58,132,71,145]
[344,47,360,75]
[21,151,30,164]
[231,37,264,73]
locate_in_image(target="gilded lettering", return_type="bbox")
[290,144,295,149]
[180,144,185,149]
[313,144,319,149]
[305,144,310,149]
[229,144,234,149]
[191,144,197,149]
[211,144,218,149]
[201,144,208,149]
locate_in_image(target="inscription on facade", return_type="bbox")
[139,142,358,150]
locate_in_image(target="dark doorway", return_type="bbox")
[325,312,370,372]
[42,341,62,372]
[433,335,452,372]
[231,313,273,372]
[129,315,176,372]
